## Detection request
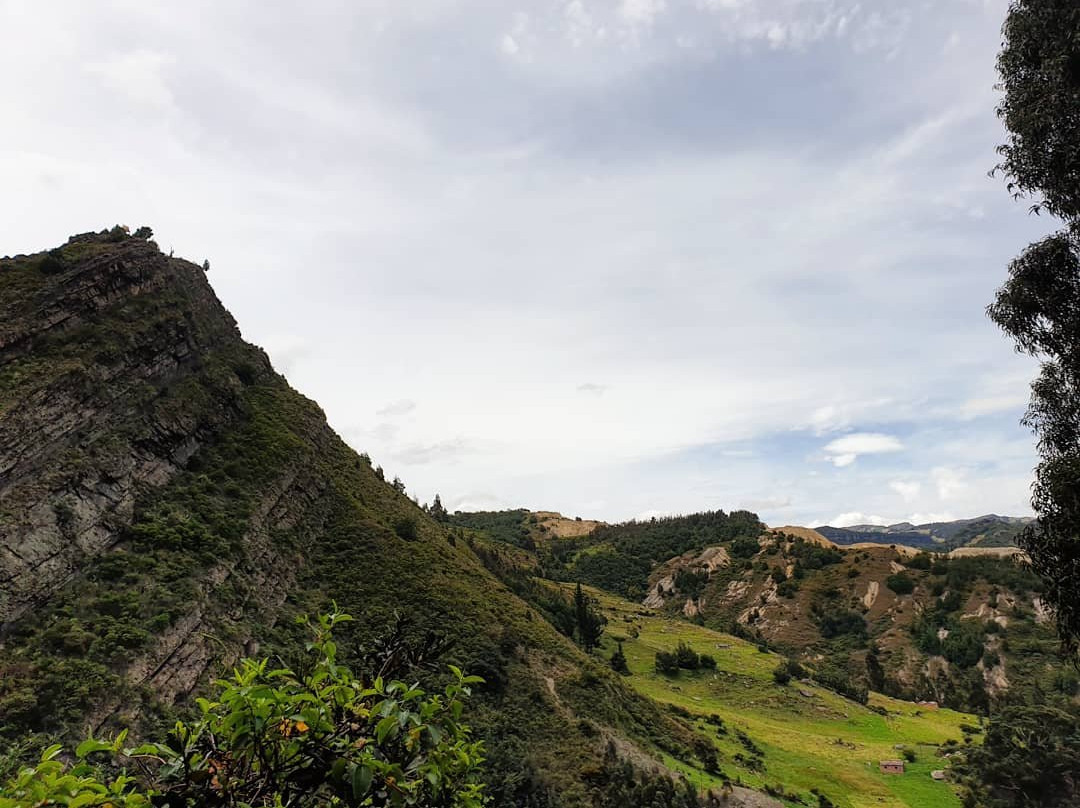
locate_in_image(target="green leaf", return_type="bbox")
[70,793,106,807]
[127,742,176,757]
[76,738,115,759]
[331,757,347,784]
[351,763,373,799]
[376,714,399,744]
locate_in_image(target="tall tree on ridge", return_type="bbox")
[989,0,1080,656]
[574,583,605,652]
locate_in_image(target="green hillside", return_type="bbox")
[578,584,974,808]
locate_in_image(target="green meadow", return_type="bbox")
[577,584,976,808]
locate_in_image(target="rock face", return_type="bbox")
[643,545,732,609]
[0,238,257,626]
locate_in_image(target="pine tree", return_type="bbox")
[573,583,605,652]
[430,494,449,522]
[610,642,630,675]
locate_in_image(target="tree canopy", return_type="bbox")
[990,0,1080,654]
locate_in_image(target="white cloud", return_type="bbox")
[890,480,921,502]
[0,0,1042,524]
[565,0,596,46]
[907,511,956,524]
[740,496,792,511]
[376,399,417,417]
[620,0,666,26]
[932,466,967,500]
[392,438,477,466]
[807,398,896,435]
[635,509,675,521]
[577,383,607,395]
[500,34,520,55]
[823,433,903,466]
[830,512,892,528]
[84,49,175,108]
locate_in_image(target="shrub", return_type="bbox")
[942,622,985,668]
[886,573,915,595]
[675,641,700,670]
[907,553,933,570]
[730,536,761,558]
[772,658,804,685]
[655,651,680,675]
[0,610,487,808]
[818,609,867,640]
[777,579,799,598]
[393,515,418,540]
[38,249,67,276]
[812,664,868,704]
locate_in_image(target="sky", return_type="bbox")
[0,0,1058,527]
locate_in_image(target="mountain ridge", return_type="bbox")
[814,514,1033,551]
[0,230,745,807]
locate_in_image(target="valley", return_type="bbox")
[0,232,1075,807]
[584,582,974,808]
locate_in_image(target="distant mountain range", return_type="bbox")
[814,514,1034,550]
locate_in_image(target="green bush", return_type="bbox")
[730,536,761,558]
[907,553,933,570]
[675,641,700,670]
[655,651,680,676]
[394,515,419,541]
[777,579,799,598]
[772,658,804,686]
[817,609,866,640]
[886,573,915,595]
[0,610,487,808]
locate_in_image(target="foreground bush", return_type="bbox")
[0,609,486,807]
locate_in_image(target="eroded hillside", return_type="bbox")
[636,528,1062,713]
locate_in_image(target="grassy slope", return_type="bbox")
[579,584,974,808]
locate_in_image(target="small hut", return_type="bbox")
[879,760,905,775]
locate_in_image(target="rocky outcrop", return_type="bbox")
[644,575,674,609]
[862,580,880,609]
[0,238,263,628]
[642,545,731,608]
